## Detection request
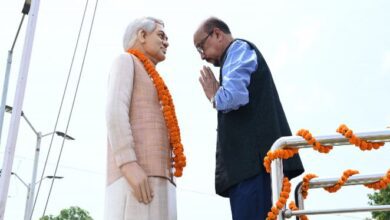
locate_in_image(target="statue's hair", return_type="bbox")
[123,17,164,51]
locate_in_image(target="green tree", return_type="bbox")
[39,206,93,220]
[368,185,390,220]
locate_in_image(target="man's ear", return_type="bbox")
[137,29,147,43]
[214,28,222,41]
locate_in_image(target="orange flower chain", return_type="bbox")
[266,177,291,220]
[263,124,385,174]
[127,49,186,177]
[364,169,390,190]
[263,148,299,173]
[323,169,359,193]
[288,201,309,220]
[301,174,318,199]
[296,129,333,153]
[337,124,385,151]
[267,170,390,220]
[300,169,390,198]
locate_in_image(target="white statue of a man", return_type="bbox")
[105,16,184,220]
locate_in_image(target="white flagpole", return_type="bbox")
[0,0,40,218]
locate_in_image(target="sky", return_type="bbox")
[0,0,390,219]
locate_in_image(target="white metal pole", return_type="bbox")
[24,133,41,220]
[23,184,31,220]
[0,51,13,145]
[0,14,26,146]
[0,0,40,218]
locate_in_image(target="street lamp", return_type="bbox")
[4,105,74,140]
[0,170,63,188]
[0,170,63,220]
[2,171,63,189]
[3,105,74,220]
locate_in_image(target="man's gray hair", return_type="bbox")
[123,17,164,51]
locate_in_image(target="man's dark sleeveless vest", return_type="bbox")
[216,39,304,197]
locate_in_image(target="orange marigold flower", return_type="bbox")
[289,201,309,220]
[276,201,284,209]
[266,177,291,220]
[336,124,384,152]
[297,128,333,154]
[263,149,299,173]
[364,170,390,190]
[324,169,359,193]
[301,173,317,199]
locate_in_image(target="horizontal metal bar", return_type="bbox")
[271,129,390,151]
[284,205,390,218]
[307,173,385,188]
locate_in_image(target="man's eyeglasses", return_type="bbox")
[196,31,213,55]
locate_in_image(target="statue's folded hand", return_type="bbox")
[121,162,154,204]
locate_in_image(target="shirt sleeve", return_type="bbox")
[214,40,258,112]
[106,54,137,168]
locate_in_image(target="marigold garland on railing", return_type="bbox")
[300,169,390,199]
[337,124,385,151]
[301,174,318,199]
[323,169,359,193]
[263,148,299,173]
[283,169,390,220]
[265,171,390,219]
[266,177,291,220]
[364,169,390,190]
[127,49,186,177]
[288,201,309,220]
[263,124,385,174]
[296,129,333,153]
[264,124,389,219]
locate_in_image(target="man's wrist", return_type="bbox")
[210,96,216,108]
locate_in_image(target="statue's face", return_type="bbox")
[142,24,169,64]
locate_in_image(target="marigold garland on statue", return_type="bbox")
[323,169,359,193]
[127,49,186,177]
[296,129,333,153]
[266,177,291,220]
[288,201,309,220]
[337,124,385,151]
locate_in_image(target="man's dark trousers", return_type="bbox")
[229,172,272,220]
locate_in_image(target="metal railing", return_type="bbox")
[269,129,390,219]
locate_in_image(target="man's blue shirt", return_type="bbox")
[214,40,258,112]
